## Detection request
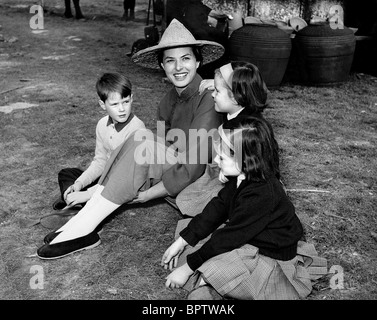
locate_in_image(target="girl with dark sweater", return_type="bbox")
[162,116,327,300]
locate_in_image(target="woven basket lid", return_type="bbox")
[297,22,354,37]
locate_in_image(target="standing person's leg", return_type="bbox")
[123,0,129,20]
[123,0,135,21]
[64,0,73,18]
[123,0,135,20]
[72,0,84,19]
[129,0,135,20]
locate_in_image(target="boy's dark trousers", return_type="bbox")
[53,168,99,210]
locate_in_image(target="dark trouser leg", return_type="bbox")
[57,168,99,201]
[52,167,82,209]
[64,0,73,18]
[129,0,135,20]
[73,0,84,19]
[123,0,135,20]
[57,168,84,198]
[123,0,129,19]
[52,168,100,209]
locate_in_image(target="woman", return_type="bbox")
[37,19,224,259]
[176,61,269,217]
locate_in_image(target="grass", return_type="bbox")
[269,77,377,299]
[0,0,377,301]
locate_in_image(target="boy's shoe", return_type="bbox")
[52,197,66,210]
[37,231,101,260]
[187,285,223,300]
[52,197,83,211]
[44,226,103,244]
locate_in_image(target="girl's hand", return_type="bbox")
[161,237,188,270]
[165,263,194,289]
[65,190,90,208]
[199,79,215,95]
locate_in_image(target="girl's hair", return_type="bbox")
[221,116,280,181]
[157,45,203,68]
[215,61,268,114]
[96,73,132,102]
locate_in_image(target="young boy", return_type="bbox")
[52,72,145,210]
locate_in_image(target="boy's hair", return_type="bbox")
[157,46,203,68]
[222,116,280,181]
[216,62,268,114]
[96,73,132,102]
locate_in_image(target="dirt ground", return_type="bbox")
[0,0,188,300]
[1,0,377,303]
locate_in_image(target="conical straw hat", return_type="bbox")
[132,19,225,69]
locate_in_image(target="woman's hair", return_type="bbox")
[96,73,132,102]
[221,116,280,181]
[157,45,203,68]
[215,61,269,114]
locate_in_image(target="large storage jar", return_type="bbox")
[228,24,292,88]
[295,23,356,86]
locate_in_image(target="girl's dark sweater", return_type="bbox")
[180,175,304,271]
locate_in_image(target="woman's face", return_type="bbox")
[161,47,200,95]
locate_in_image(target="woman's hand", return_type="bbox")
[130,190,150,204]
[161,237,188,270]
[199,79,215,95]
[165,263,194,289]
[131,181,169,204]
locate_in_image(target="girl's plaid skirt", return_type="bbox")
[175,219,328,300]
